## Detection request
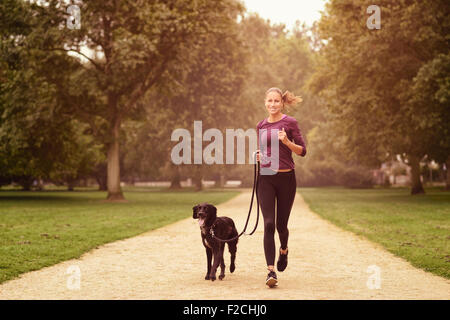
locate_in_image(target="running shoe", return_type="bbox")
[266,270,278,288]
[277,248,288,272]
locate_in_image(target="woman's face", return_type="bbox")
[265,91,283,116]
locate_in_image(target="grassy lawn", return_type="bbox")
[299,187,450,279]
[0,188,239,284]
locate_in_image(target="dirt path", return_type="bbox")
[0,190,449,300]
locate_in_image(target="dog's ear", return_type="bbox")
[208,204,217,219]
[192,205,199,219]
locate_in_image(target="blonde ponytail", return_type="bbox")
[281,90,302,107]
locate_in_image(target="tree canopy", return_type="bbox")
[310,0,450,193]
[1,0,448,194]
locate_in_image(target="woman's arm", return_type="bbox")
[278,120,307,157]
[283,137,304,156]
[278,128,304,155]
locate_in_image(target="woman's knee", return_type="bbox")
[264,221,275,235]
[277,224,289,236]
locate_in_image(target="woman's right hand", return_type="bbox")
[255,150,260,162]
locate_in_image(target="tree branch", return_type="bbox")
[45,48,105,73]
[119,50,175,120]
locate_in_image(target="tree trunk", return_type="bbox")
[446,155,450,190]
[95,163,107,191]
[170,165,182,189]
[96,176,107,191]
[19,176,33,191]
[193,175,202,191]
[193,166,203,191]
[67,180,75,191]
[219,172,225,188]
[409,155,425,195]
[106,117,125,201]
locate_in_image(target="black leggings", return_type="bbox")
[257,170,297,266]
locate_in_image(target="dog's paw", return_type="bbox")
[204,274,210,280]
[230,264,235,273]
[210,275,216,281]
[219,274,225,280]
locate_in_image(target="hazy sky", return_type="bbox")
[242,0,328,29]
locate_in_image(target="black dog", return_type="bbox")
[193,203,238,281]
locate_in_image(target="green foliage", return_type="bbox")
[1,0,250,193]
[120,119,167,181]
[340,166,374,188]
[409,53,450,163]
[0,0,105,189]
[309,0,450,192]
[122,2,248,187]
[3,0,446,192]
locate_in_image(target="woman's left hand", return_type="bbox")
[278,128,289,145]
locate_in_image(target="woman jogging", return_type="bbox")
[256,87,307,288]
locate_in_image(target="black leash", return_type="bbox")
[210,153,260,242]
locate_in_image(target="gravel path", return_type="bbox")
[0,190,449,300]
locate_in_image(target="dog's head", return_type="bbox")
[192,203,217,228]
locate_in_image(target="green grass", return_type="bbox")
[0,188,239,284]
[299,187,450,279]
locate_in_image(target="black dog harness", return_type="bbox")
[210,153,260,242]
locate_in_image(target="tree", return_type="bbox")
[0,0,99,189]
[49,121,105,191]
[147,4,248,190]
[409,53,450,189]
[120,119,167,185]
[311,0,450,194]
[16,0,245,200]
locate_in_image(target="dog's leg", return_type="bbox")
[219,256,225,280]
[210,248,223,281]
[228,239,237,273]
[205,248,212,280]
[219,243,226,280]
